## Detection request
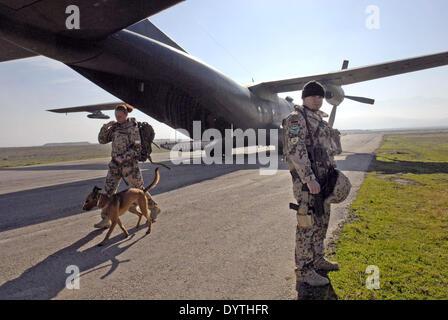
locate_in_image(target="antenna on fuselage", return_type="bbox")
[191,18,255,84]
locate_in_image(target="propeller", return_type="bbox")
[344,95,375,105]
[341,60,375,105]
[328,60,375,127]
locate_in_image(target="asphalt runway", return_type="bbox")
[0,133,383,299]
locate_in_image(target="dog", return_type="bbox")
[83,168,160,246]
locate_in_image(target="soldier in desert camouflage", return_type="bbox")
[94,104,161,229]
[282,81,351,287]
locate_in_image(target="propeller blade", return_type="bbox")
[344,95,375,105]
[328,105,338,128]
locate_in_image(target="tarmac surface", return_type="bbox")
[0,133,383,299]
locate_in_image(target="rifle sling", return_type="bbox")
[299,107,322,181]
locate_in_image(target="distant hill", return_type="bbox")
[43,142,91,146]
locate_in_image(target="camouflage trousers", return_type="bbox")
[292,177,331,273]
[104,160,159,210]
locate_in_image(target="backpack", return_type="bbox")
[137,122,155,162]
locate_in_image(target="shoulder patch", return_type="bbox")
[289,124,300,136]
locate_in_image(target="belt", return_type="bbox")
[111,158,134,166]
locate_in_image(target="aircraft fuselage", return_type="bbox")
[0,18,293,141]
[72,29,294,135]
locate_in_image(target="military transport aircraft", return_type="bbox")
[1,0,448,150]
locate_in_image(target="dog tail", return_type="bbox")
[143,168,160,193]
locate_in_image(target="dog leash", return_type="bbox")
[121,173,130,186]
[148,156,171,170]
[149,142,171,170]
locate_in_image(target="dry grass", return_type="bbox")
[0,144,168,167]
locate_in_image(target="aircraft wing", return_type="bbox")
[47,102,123,114]
[0,0,184,40]
[249,51,448,93]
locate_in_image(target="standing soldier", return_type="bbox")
[282,81,351,286]
[94,104,161,229]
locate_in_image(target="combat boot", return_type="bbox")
[94,218,111,229]
[300,269,330,287]
[314,257,339,271]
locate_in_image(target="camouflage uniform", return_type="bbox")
[282,105,342,275]
[98,117,160,222]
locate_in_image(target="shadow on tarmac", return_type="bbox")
[369,156,448,174]
[0,225,148,299]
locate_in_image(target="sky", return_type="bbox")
[1,0,448,147]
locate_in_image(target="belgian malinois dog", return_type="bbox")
[83,168,160,246]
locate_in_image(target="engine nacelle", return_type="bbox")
[324,84,345,106]
[87,111,110,119]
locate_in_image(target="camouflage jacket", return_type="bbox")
[98,117,142,163]
[282,105,342,184]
